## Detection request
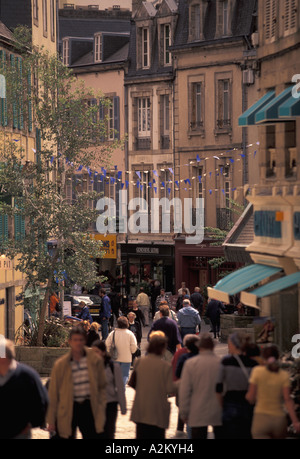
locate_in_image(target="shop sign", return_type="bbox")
[92,234,117,259]
[136,247,159,255]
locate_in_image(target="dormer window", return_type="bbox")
[223,0,229,36]
[216,0,233,38]
[189,1,209,42]
[95,34,102,63]
[142,27,150,68]
[62,39,69,66]
[164,24,171,65]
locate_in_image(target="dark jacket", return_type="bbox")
[0,362,48,439]
[206,300,225,322]
[86,329,100,347]
[128,319,142,345]
[77,305,93,324]
[148,317,182,355]
[190,292,204,314]
[99,295,111,320]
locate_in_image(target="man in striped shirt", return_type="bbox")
[47,326,107,439]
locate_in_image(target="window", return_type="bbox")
[33,0,39,22]
[283,0,297,35]
[216,0,231,37]
[142,28,150,68]
[99,96,120,141]
[265,0,277,41]
[164,24,171,65]
[189,2,206,41]
[63,39,69,66]
[95,34,102,63]
[43,0,48,36]
[191,82,203,130]
[138,97,151,137]
[217,79,231,129]
[160,95,170,148]
[223,0,229,36]
[50,0,55,42]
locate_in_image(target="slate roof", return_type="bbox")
[0,20,14,41]
[173,0,257,49]
[59,17,131,41]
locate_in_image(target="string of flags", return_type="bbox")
[15,138,259,195]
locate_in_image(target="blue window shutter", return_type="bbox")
[36,127,41,165]
[113,96,120,140]
[28,69,32,132]
[0,50,8,127]
[10,54,18,129]
[17,57,24,130]
[294,212,300,241]
[0,214,8,241]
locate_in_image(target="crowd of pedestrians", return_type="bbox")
[1,280,300,440]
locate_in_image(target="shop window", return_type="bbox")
[254,211,282,238]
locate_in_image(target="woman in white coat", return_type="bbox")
[106,316,137,386]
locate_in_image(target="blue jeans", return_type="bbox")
[101,318,109,340]
[116,362,131,386]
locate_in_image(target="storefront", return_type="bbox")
[120,242,175,297]
[175,236,240,296]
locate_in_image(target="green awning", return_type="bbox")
[238,91,275,126]
[279,93,300,118]
[241,271,300,308]
[255,86,293,124]
[207,263,282,304]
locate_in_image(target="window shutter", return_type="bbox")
[0,214,9,241]
[36,127,42,166]
[17,57,24,130]
[217,79,224,125]
[28,70,33,132]
[99,99,105,141]
[10,54,18,129]
[113,96,120,140]
[0,50,8,126]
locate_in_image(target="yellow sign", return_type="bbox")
[92,234,117,259]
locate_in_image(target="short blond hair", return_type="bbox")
[90,322,99,332]
[149,330,166,340]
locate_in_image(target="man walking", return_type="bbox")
[205,298,225,339]
[99,289,112,340]
[179,333,222,439]
[177,299,201,340]
[190,287,204,316]
[148,305,182,361]
[136,287,151,327]
[47,326,107,439]
[0,339,48,439]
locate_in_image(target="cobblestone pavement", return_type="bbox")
[32,322,228,439]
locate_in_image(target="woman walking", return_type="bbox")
[246,344,300,439]
[130,334,176,439]
[105,316,137,386]
[91,340,127,439]
[216,332,258,439]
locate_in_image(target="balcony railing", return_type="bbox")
[161,135,170,149]
[136,137,151,150]
[217,208,233,231]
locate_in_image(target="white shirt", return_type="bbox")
[106,328,137,363]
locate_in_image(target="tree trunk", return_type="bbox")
[36,277,52,346]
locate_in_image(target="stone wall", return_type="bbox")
[220,314,255,343]
[15,347,69,376]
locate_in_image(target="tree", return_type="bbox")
[0,28,122,345]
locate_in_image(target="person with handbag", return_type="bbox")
[246,344,300,439]
[105,316,137,386]
[215,332,258,439]
[91,340,127,439]
[129,333,176,439]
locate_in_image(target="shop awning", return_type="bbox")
[238,90,275,126]
[241,271,300,308]
[207,263,282,304]
[255,86,293,124]
[279,93,300,118]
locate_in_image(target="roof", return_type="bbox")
[173,0,257,49]
[59,17,131,41]
[72,42,129,67]
[0,20,14,41]
[223,203,254,264]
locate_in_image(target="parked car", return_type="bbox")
[64,294,102,323]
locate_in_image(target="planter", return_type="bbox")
[220,314,255,343]
[15,346,69,376]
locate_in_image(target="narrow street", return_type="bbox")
[32,322,228,440]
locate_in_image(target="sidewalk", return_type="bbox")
[32,321,229,439]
